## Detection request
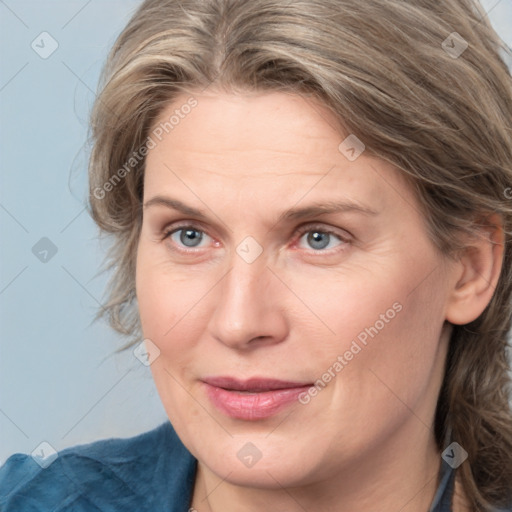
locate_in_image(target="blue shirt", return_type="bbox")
[0,421,508,511]
[0,423,196,512]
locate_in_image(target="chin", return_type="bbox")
[195,433,333,488]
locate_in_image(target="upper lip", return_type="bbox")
[202,376,312,392]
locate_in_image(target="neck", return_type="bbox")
[191,424,443,512]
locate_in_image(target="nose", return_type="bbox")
[207,256,289,351]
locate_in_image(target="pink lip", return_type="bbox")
[202,376,312,420]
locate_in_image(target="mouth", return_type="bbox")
[202,376,313,420]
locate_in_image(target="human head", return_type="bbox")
[88,0,512,508]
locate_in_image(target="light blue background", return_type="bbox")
[1,0,511,463]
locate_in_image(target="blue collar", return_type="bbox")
[430,460,456,512]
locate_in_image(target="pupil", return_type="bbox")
[181,229,202,247]
[308,231,329,250]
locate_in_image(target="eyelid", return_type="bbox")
[161,222,215,253]
[160,221,352,252]
[161,220,210,239]
[294,222,352,242]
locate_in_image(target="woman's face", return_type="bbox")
[136,91,455,487]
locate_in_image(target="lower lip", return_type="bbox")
[203,383,311,420]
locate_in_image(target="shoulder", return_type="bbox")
[0,422,196,512]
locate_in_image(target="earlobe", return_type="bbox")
[445,214,504,326]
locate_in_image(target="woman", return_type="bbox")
[2,0,512,510]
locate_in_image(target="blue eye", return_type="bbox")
[163,224,348,254]
[298,229,345,251]
[168,227,209,248]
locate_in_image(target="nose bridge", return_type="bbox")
[220,254,269,323]
[208,250,287,349]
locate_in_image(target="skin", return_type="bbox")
[135,91,503,512]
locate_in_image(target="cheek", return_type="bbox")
[281,263,409,358]
[374,280,447,409]
[290,258,446,401]
[135,252,214,427]
[136,236,207,336]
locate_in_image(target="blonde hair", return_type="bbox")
[88,0,512,508]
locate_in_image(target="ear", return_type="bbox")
[445,214,504,325]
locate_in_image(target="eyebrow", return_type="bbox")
[144,196,210,220]
[278,200,378,222]
[143,196,378,222]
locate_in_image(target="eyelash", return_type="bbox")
[293,224,351,252]
[161,222,351,255]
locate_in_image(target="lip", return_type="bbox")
[202,376,312,420]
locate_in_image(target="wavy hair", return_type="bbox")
[87,0,512,509]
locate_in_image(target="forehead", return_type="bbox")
[146,90,348,175]
[143,90,414,218]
